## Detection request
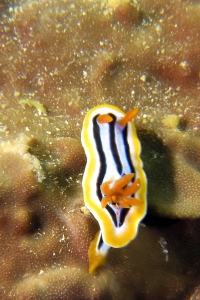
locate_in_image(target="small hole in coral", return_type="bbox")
[27,213,43,234]
[177,117,188,131]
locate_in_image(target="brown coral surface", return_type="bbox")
[0,0,200,299]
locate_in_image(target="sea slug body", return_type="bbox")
[81,104,147,273]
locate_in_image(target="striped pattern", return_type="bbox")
[93,114,134,227]
[81,104,147,272]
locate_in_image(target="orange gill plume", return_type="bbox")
[100,173,143,209]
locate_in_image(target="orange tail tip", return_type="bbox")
[88,231,108,273]
[118,107,139,126]
[97,114,113,124]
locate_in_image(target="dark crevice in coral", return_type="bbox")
[27,212,43,234]
[177,117,189,131]
[138,128,177,205]
[142,214,179,228]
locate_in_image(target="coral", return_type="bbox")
[0,0,200,299]
[141,130,200,219]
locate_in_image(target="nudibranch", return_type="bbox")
[81,104,147,273]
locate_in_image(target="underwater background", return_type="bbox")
[0,0,200,299]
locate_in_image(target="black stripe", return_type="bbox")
[122,125,135,173]
[98,234,104,250]
[93,114,118,227]
[119,208,129,226]
[108,114,123,174]
[92,114,132,228]
[93,115,106,200]
[106,206,117,227]
[119,124,134,227]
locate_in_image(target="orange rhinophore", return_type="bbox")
[97,114,113,124]
[118,107,139,126]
